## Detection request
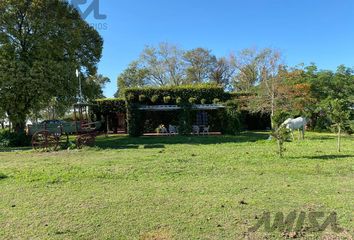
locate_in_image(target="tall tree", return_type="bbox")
[0,0,103,132]
[247,49,284,128]
[115,61,149,98]
[140,43,185,86]
[84,74,110,99]
[210,56,236,90]
[232,48,260,91]
[184,48,216,84]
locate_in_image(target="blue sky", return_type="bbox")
[80,0,354,97]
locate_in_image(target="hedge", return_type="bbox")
[125,84,227,105]
[95,98,126,114]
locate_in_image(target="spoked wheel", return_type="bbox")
[76,133,96,149]
[56,133,69,150]
[32,131,59,151]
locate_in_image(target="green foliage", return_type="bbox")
[325,99,351,129]
[272,110,291,128]
[126,93,135,102]
[324,98,351,152]
[163,96,171,104]
[221,101,241,135]
[213,98,220,104]
[200,99,207,104]
[0,0,104,132]
[151,95,159,103]
[96,98,126,115]
[271,127,291,158]
[270,111,292,157]
[126,104,143,137]
[178,104,192,135]
[139,95,146,102]
[184,48,216,84]
[176,97,182,105]
[188,97,197,104]
[0,130,30,147]
[125,85,225,105]
[115,61,149,98]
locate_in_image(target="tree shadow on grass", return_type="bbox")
[304,155,354,160]
[95,132,269,150]
[0,147,32,153]
[289,154,354,160]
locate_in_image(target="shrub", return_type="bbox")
[126,93,135,102]
[213,98,220,104]
[176,97,182,105]
[200,98,207,104]
[151,95,159,103]
[188,97,197,104]
[0,130,31,147]
[271,126,291,158]
[163,96,171,104]
[139,94,146,102]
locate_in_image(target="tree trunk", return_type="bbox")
[277,140,283,158]
[14,121,26,134]
[270,92,275,130]
[337,125,341,153]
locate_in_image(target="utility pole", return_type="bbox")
[76,69,83,103]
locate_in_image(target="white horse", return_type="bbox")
[281,117,307,140]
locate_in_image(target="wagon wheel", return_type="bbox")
[76,133,96,149]
[57,133,69,149]
[32,131,59,151]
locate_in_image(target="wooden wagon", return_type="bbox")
[28,103,102,150]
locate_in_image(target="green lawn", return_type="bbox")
[0,132,353,239]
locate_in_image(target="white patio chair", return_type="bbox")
[202,126,210,135]
[169,125,177,135]
[192,125,200,135]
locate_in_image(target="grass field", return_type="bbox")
[0,132,353,239]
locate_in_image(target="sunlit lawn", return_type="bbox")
[0,132,353,239]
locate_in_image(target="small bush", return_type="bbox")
[0,130,31,147]
[188,97,197,104]
[151,95,159,103]
[126,93,135,101]
[213,98,220,104]
[201,98,207,104]
[271,126,291,158]
[139,94,146,102]
[176,97,182,105]
[163,96,171,104]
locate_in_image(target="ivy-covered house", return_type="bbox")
[95,85,270,137]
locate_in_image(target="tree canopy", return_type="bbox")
[0,0,105,132]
